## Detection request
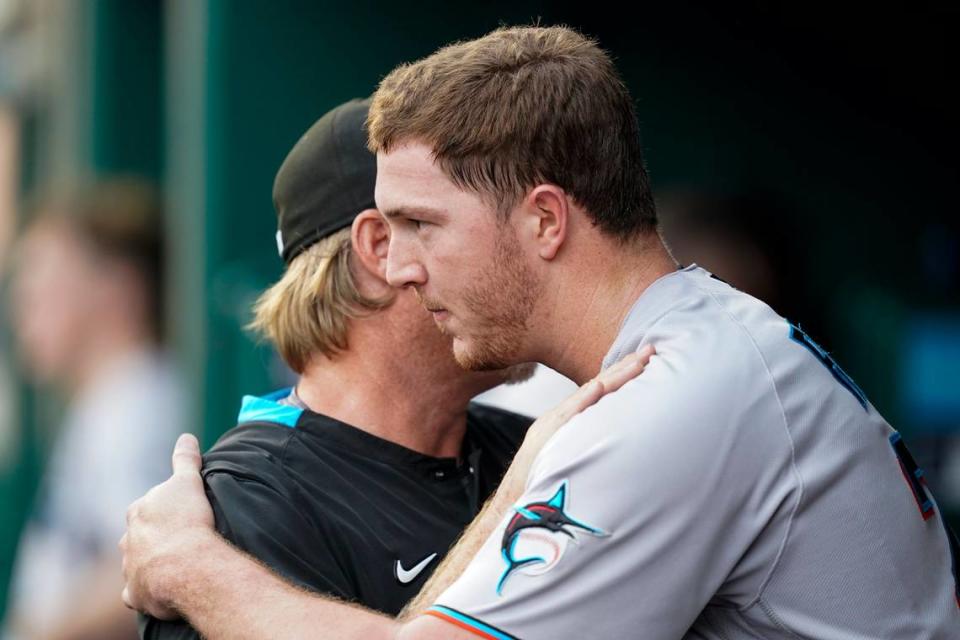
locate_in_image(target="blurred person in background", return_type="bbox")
[3,179,185,640]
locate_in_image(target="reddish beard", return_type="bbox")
[453,226,541,371]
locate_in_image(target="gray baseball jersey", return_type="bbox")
[428,266,959,639]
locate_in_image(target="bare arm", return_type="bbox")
[121,348,653,640]
[154,530,399,639]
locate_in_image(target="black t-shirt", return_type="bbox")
[140,393,531,639]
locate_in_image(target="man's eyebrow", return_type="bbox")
[381,206,447,220]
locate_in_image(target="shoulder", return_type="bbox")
[199,420,326,549]
[199,404,308,534]
[202,421,299,497]
[202,388,306,481]
[202,420,298,482]
[616,270,789,415]
[537,280,794,484]
[194,420,360,601]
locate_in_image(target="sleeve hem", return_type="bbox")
[424,605,520,640]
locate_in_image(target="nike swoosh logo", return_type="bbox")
[395,552,438,584]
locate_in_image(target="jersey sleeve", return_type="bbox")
[430,347,795,640]
[139,463,357,639]
[201,470,355,597]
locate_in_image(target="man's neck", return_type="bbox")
[535,233,676,385]
[294,313,495,460]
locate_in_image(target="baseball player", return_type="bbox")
[120,26,959,639]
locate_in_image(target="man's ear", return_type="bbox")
[520,185,569,261]
[351,208,391,284]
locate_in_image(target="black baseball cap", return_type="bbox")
[272,98,376,264]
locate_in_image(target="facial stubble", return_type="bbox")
[454,226,542,372]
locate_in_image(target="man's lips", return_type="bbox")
[416,290,450,322]
[421,298,446,315]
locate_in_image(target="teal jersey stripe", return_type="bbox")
[237,388,302,428]
[427,605,519,640]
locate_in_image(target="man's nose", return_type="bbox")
[385,235,427,289]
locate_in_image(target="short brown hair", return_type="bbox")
[368,25,657,239]
[249,228,392,373]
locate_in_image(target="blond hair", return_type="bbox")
[368,25,657,239]
[249,228,391,373]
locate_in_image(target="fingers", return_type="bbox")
[594,344,655,396]
[126,499,138,526]
[635,343,655,366]
[171,433,202,476]
[551,378,605,426]
[119,530,135,610]
[553,345,656,419]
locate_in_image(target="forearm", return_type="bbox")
[165,530,399,640]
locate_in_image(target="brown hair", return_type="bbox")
[27,178,165,340]
[248,227,392,373]
[368,25,657,239]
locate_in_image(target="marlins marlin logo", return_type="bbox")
[497,480,606,595]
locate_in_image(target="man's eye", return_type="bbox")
[412,219,427,230]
